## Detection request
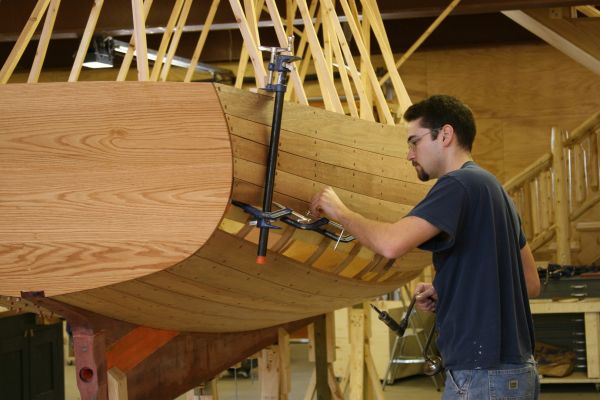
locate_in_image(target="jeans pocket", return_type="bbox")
[445,369,473,395]
[489,365,537,400]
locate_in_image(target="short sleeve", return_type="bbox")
[408,176,467,252]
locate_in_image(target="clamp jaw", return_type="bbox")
[259,36,301,93]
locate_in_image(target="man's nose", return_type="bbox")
[406,148,415,161]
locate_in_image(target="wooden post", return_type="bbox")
[107,367,128,400]
[278,328,291,400]
[348,308,364,400]
[260,347,281,400]
[584,312,600,378]
[69,0,105,82]
[551,127,572,265]
[314,315,331,400]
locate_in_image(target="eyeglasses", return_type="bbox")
[407,128,441,152]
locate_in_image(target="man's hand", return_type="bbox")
[310,186,349,221]
[415,282,437,312]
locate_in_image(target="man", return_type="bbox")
[310,95,541,399]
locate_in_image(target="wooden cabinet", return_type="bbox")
[0,313,64,400]
[530,298,600,385]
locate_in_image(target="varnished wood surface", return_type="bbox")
[0,82,233,296]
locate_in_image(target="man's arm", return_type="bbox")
[520,243,540,298]
[310,187,441,259]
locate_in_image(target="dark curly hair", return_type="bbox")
[403,95,476,152]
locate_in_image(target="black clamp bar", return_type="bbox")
[255,37,300,264]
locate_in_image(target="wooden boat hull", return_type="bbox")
[1,82,432,334]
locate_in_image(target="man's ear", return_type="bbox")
[441,124,454,147]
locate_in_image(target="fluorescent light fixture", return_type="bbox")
[82,36,114,69]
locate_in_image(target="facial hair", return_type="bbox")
[414,163,430,182]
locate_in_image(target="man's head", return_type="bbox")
[403,95,476,181]
[403,95,476,152]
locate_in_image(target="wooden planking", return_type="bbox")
[215,84,413,158]
[228,115,420,183]
[229,129,428,203]
[58,230,406,332]
[0,82,232,296]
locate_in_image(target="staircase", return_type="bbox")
[504,111,600,265]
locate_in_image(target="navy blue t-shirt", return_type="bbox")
[408,161,535,370]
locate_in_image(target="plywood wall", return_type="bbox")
[397,42,600,183]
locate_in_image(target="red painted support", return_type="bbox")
[22,291,315,400]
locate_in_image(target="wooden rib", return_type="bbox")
[361,0,412,113]
[264,0,309,105]
[116,0,154,82]
[296,0,343,113]
[378,0,461,85]
[331,37,359,118]
[229,0,267,88]
[359,3,373,121]
[335,0,394,124]
[69,0,104,82]
[28,0,60,83]
[0,0,51,84]
[148,0,183,81]
[131,0,150,81]
[305,238,332,265]
[235,47,250,88]
[184,0,221,82]
[270,225,296,253]
[321,0,374,121]
[239,0,266,92]
[285,0,318,102]
[333,243,362,274]
[159,0,193,81]
[530,179,541,236]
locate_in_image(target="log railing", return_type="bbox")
[505,111,600,264]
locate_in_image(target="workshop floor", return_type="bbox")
[64,342,600,399]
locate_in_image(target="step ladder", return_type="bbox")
[382,286,443,391]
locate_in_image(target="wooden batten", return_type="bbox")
[116,0,154,82]
[69,0,104,82]
[184,0,221,83]
[27,0,61,83]
[0,0,51,84]
[159,0,193,82]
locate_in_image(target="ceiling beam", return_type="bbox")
[502,8,600,75]
[377,0,600,19]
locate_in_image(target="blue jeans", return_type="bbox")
[442,358,540,399]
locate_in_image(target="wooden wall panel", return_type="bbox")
[393,42,600,183]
